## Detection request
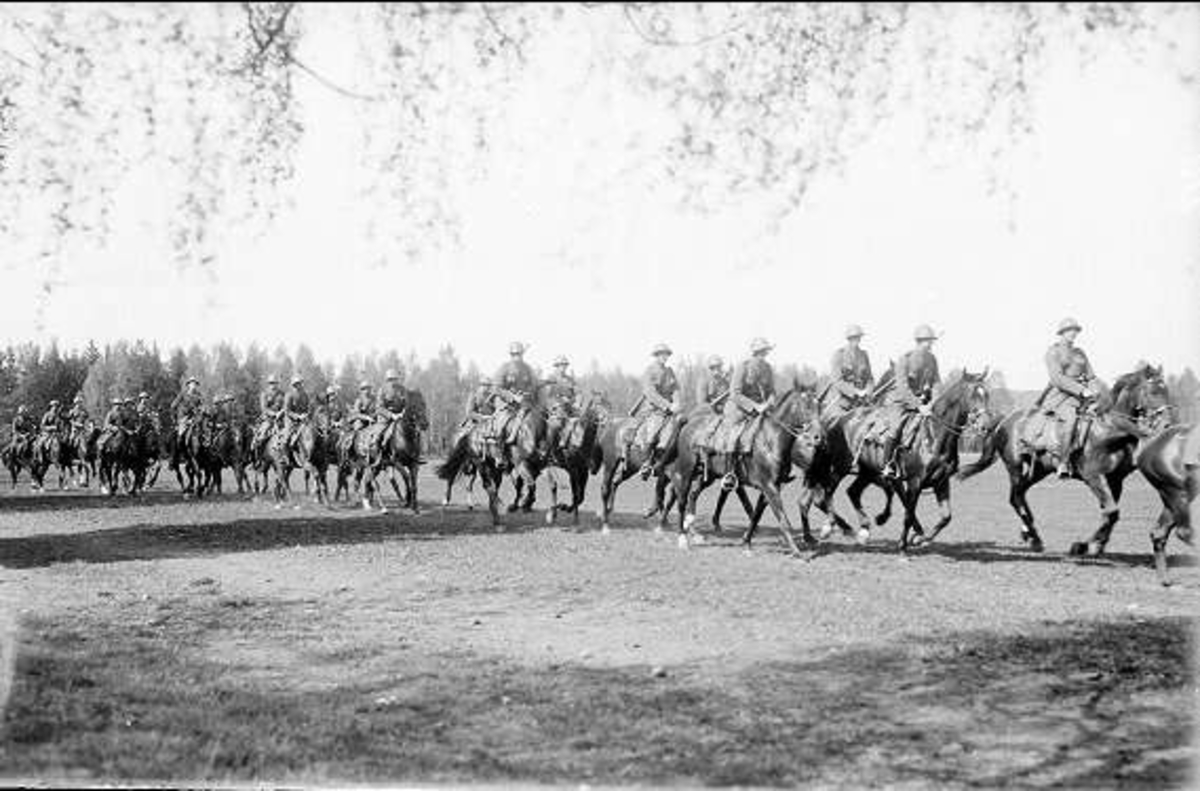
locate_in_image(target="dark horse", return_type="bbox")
[793,371,990,551]
[958,364,1170,556]
[668,381,822,554]
[542,392,610,527]
[1136,424,1197,585]
[591,408,683,535]
[2,436,35,489]
[436,404,548,529]
[364,391,428,513]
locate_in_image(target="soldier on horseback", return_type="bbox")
[171,377,204,441]
[350,382,375,430]
[698,355,730,410]
[103,396,132,436]
[1042,317,1100,478]
[68,394,90,444]
[463,376,495,427]
[876,325,941,478]
[717,338,776,490]
[317,385,344,427]
[827,324,875,423]
[542,355,577,454]
[254,374,285,460]
[40,400,64,436]
[375,369,408,452]
[491,342,537,444]
[283,375,311,456]
[632,342,681,479]
[11,405,35,457]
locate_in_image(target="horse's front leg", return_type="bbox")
[912,479,953,547]
[1071,468,1123,557]
[845,474,877,545]
[545,467,560,526]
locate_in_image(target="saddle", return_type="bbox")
[1018,409,1092,460]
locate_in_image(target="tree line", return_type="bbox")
[0,341,1195,456]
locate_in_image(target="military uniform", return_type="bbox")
[103,401,130,434]
[492,344,537,442]
[697,360,730,412]
[171,385,205,437]
[827,328,874,420]
[254,382,286,458]
[543,358,577,452]
[375,376,409,451]
[875,327,941,475]
[283,382,311,452]
[316,390,344,428]
[726,349,776,452]
[633,344,680,478]
[11,409,36,456]
[40,404,63,435]
[349,388,375,430]
[1042,318,1098,476]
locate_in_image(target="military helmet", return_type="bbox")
[110,396,122,405]
[17,405,27,414]
[845,323,865,340]
[1057,317,1082,335]
[358,380,371,390]
[652,342,672,357]
[707,354,723,369]
[138,391,149,400]
[385,369,400,381]
[553,355,569,367]
[291,374,303,386]
[914,324,938,342]
[73,393,84,403]
[750,337,774,354]
[267,374,279,385]
[326,385,338,395]
[509,341,526,355]
[49,399,59,407]
[186,376,199,385]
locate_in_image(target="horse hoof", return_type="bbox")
[273,503,283,511]
[856,528,871,546]
[683,514,696,531]
[691,533,706,546]
[1068,541,1088,557]
[442,498,451,507]
[818,522,835,540]
[601,524,611,536]
[875,513,889,527]
[361,500,372,512]
[677,534,689,550]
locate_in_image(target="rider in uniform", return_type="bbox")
[171,377,204,444]
[633,343,682,479]
[283,375,311,454]
[254,374,285,459]
[1042,317,1100,478]
[40,400,63,437]
[317,385,344,428]
[492,342,537,443]
[542,355,577,454]
[878,325,941,478]
[67,394,90,446]
[375,369,408,452]
[11,405,36,456]
[827,324,874,424]
[721,338,776,490]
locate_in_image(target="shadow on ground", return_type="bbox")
[0,610,1192,787]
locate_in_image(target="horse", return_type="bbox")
[701,379,899,542]
[667,380,822,554]
[97,425,137,496]
[256,423,295,507]
[542,392,610,527]
[30,429,74,491]
[69,422,99,488]
[500,403,550,514]
[288,417,329,505]
[379,389,429,513]
[436,415,510,528]
[2,436,34,489]
[957,364,1171,556]
[203,417,251,496]
[1136,424,1197,585]
[591,407,685,535]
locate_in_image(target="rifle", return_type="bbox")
[710,389,730,409]
[628,393,646,417]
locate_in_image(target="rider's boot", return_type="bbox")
[1056,416,1076,479]
[721,452,738,492]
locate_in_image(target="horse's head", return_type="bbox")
[1106,363,1172,433]
[933,368,992,433]
[583,390,613,425]
[772,378,824,446]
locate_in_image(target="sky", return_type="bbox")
[3,5,1198,389]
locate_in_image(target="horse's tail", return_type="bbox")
[436,433,472,482]
[957,414,1003,481]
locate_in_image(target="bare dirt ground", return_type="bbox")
[0,462,1196,787]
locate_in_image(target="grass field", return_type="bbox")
[0,462,1196,786]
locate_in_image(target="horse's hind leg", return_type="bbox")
[845,475,876,544]
[1150,496,1183,586]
